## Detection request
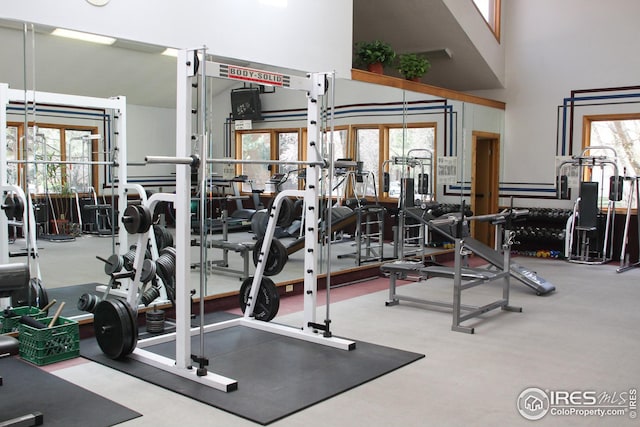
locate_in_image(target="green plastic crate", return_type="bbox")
[18,316,80,366]
[1,306,46,333]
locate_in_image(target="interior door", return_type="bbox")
[471,132,500,247]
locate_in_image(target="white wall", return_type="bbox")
[443,0,505,86]
[1,0,353,78]
[471,0,640,207]
[126,105,176,190]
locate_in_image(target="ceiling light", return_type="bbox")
[51,28,116,45]
[161,48,178,57]
[259,0,288,7]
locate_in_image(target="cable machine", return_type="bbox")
[557,146,621,264]
[382,148,434,260]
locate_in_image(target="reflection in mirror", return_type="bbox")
[0,21,505,325]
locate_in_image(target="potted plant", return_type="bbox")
[397,53,431,82]
[355,40,396,74]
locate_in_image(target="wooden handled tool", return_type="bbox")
[41,299,57,312]
[48,301,66,328]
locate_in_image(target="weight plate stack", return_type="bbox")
[94,299,138,360]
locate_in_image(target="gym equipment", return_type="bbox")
[122,204,152,235]
[192,207,255,281]
[0,334,44,426]
[252,238,288,276]
[383,149,435,260]
[80,186,113,236]
[0,265,51,408]
[251,204,358,274]
[332,159,386,265]
[145,308,165,334]
[557,146,620,264]
[382,207,525,333]
[93,50,355,394]
[617,175,640,273]
[93,298,138,360]
[238,277,280,321]
[249,172,299,239]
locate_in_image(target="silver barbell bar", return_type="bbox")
[9,159,116,166]
[206,158,325,167]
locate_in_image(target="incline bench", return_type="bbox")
[381,207,527,333]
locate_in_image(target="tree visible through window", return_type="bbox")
[387,126,435,200]
[587,116,640,209]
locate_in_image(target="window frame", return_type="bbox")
[7,121,100,194]
[583,113,640,213]
[472,0,501,42]
[235,122,438,202]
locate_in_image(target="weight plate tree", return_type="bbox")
[239,277,280,321]
[93,298,138,359]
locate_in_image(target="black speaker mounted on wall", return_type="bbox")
[230,87,262,121]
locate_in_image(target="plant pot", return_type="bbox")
[408,77,421,82]
[367,62,384,74]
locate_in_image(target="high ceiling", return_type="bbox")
[353,0,502,91]
[0,1,501,108]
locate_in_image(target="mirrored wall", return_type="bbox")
[0,20,505,317]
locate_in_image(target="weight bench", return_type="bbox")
[0,263,44,427]
[82,204,113,235]
[192,239,255,281]
[382,208,523,333]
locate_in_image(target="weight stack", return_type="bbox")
[145,309,165,334]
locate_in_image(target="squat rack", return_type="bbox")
[127,49,355,393]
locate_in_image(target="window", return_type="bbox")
[355,127,381,197]
[6,126,18,185]
[236,123,436,202]
[585,115,640,209]
[238,131,272,192]
[8,123,98,194]
[473,0,501,41]
[277,131,300,191]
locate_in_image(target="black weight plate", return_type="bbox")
[267,197,295,228]
[118,299,138,357]
[11,278,48,311]
[250,210,269,238]
[3,194,15,218]
[77,293,98,313]
[140,259,157,284]
[153,224,164,251]
[252,238,288,276]
[122,205,142,234]
[33,278,49,312]
[12,195,24,219]
[94,299,136,359]
[137,205,152,234]
[105,254,124,275]
[239,277,280,321]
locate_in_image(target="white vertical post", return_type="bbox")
[302,73,324,332]
[0,84,9,264]
[115,97,128,256]
[174,49,196,369]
